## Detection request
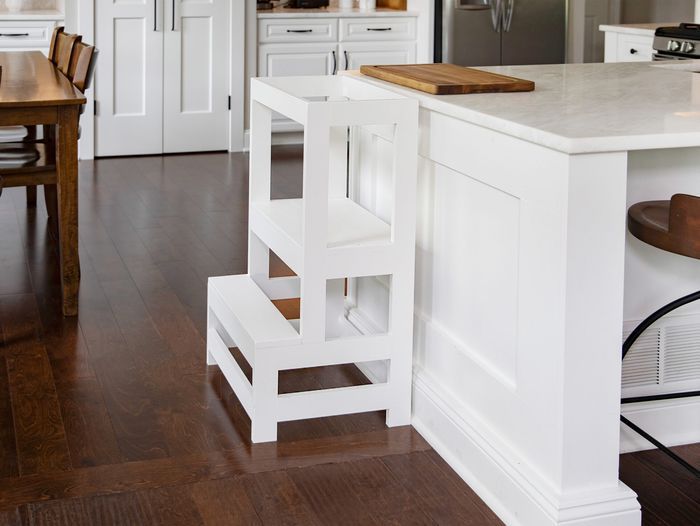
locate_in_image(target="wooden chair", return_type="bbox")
[52,32,82,75]
[0,43,96,224]
[0,27,65,153]
[622,193,700,477]
[48,26,65,62]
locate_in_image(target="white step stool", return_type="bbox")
[207,74,418,443]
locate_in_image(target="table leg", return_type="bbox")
[56,105,80,316]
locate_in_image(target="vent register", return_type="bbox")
[622,316,700,394]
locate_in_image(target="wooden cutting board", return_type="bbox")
[360,63,535,95]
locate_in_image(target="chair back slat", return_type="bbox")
[68,43,97,94]
[48,26,64,63]
[54,33,81,75]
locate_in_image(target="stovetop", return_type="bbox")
[654,23,700,57]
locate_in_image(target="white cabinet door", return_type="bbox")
[258,43,337,132]
[339,42,416,71]
[96,0,164,156]
[163,0,229,153]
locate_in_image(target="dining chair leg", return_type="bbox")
[26,186,37,207]
[44,183,59,239]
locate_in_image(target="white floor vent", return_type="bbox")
[622,315,700,397]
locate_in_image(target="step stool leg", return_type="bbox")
[386,272,415,427]
[206,307,217,366]
[385,346,413,427]
[251,359,279,443]
[326,278,345,339]
[249,232,270,287]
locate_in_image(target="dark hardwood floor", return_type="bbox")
[0,148,696,525]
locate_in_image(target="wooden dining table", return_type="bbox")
[0,51,86,316]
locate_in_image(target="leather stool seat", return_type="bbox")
[628,194,700,260]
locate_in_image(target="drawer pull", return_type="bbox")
[367,27,393,32]
[0,33,30,37]
[286,29,313,33]
[630,48,638,54]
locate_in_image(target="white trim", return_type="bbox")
[621,398,700,453]
[76,0,94,160]
[230,0,246,152]
[411,368,641,526]
[351,305,642,526]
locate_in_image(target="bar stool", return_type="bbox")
[624,193,700,477]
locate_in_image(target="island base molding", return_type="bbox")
[353,318,641,526]
[410,368,642,526]
[621,398,700,453]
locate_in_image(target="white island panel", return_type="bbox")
[347,62,700,526]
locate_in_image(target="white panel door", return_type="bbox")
[96,0,164,156]
[163,0,229,153]
[339,42,416,72]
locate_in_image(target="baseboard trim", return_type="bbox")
[350,305,642,526]
[410,366,641,526]
[620,398,700,453]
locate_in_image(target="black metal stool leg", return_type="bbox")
[621,290,700,478]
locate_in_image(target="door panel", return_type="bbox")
[163,0,229,153]
[340,42,416,71]
[96,0,163,156]
[500,0,566,65]
[445,1,501,67]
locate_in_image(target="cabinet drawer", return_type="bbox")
[616,34,653,62]
[0,20,57,50]
[340,17,416,42]
[258,18,338,43]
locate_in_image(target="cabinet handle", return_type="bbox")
[332,50,337,75]
[630,48,638,54]
[154,0,158,31]
[171,0,176,31]
[367,27,392,31]
[344,50,348,70]
[0,33,29,37]
[286,29,313,33]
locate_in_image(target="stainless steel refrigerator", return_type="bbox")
[435,0,567,66]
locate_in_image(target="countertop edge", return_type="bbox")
[598,23,673,37]
[345,69,700,155]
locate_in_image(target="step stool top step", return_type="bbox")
[253,197,391,249]
[209,275,300,349]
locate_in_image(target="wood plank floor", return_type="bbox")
[0,148,696,525]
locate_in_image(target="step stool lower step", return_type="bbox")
[206,274,411,443]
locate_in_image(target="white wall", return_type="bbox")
[620,0,694,22]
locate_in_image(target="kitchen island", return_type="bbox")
[346,61,700,526]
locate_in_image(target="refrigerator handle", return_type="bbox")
[491,0,503,32]
[502,0,514,32]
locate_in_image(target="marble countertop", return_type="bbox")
[348,61,700,154]
[257,7,417,18]
[0,9,64,20]
[598,22,676,36]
